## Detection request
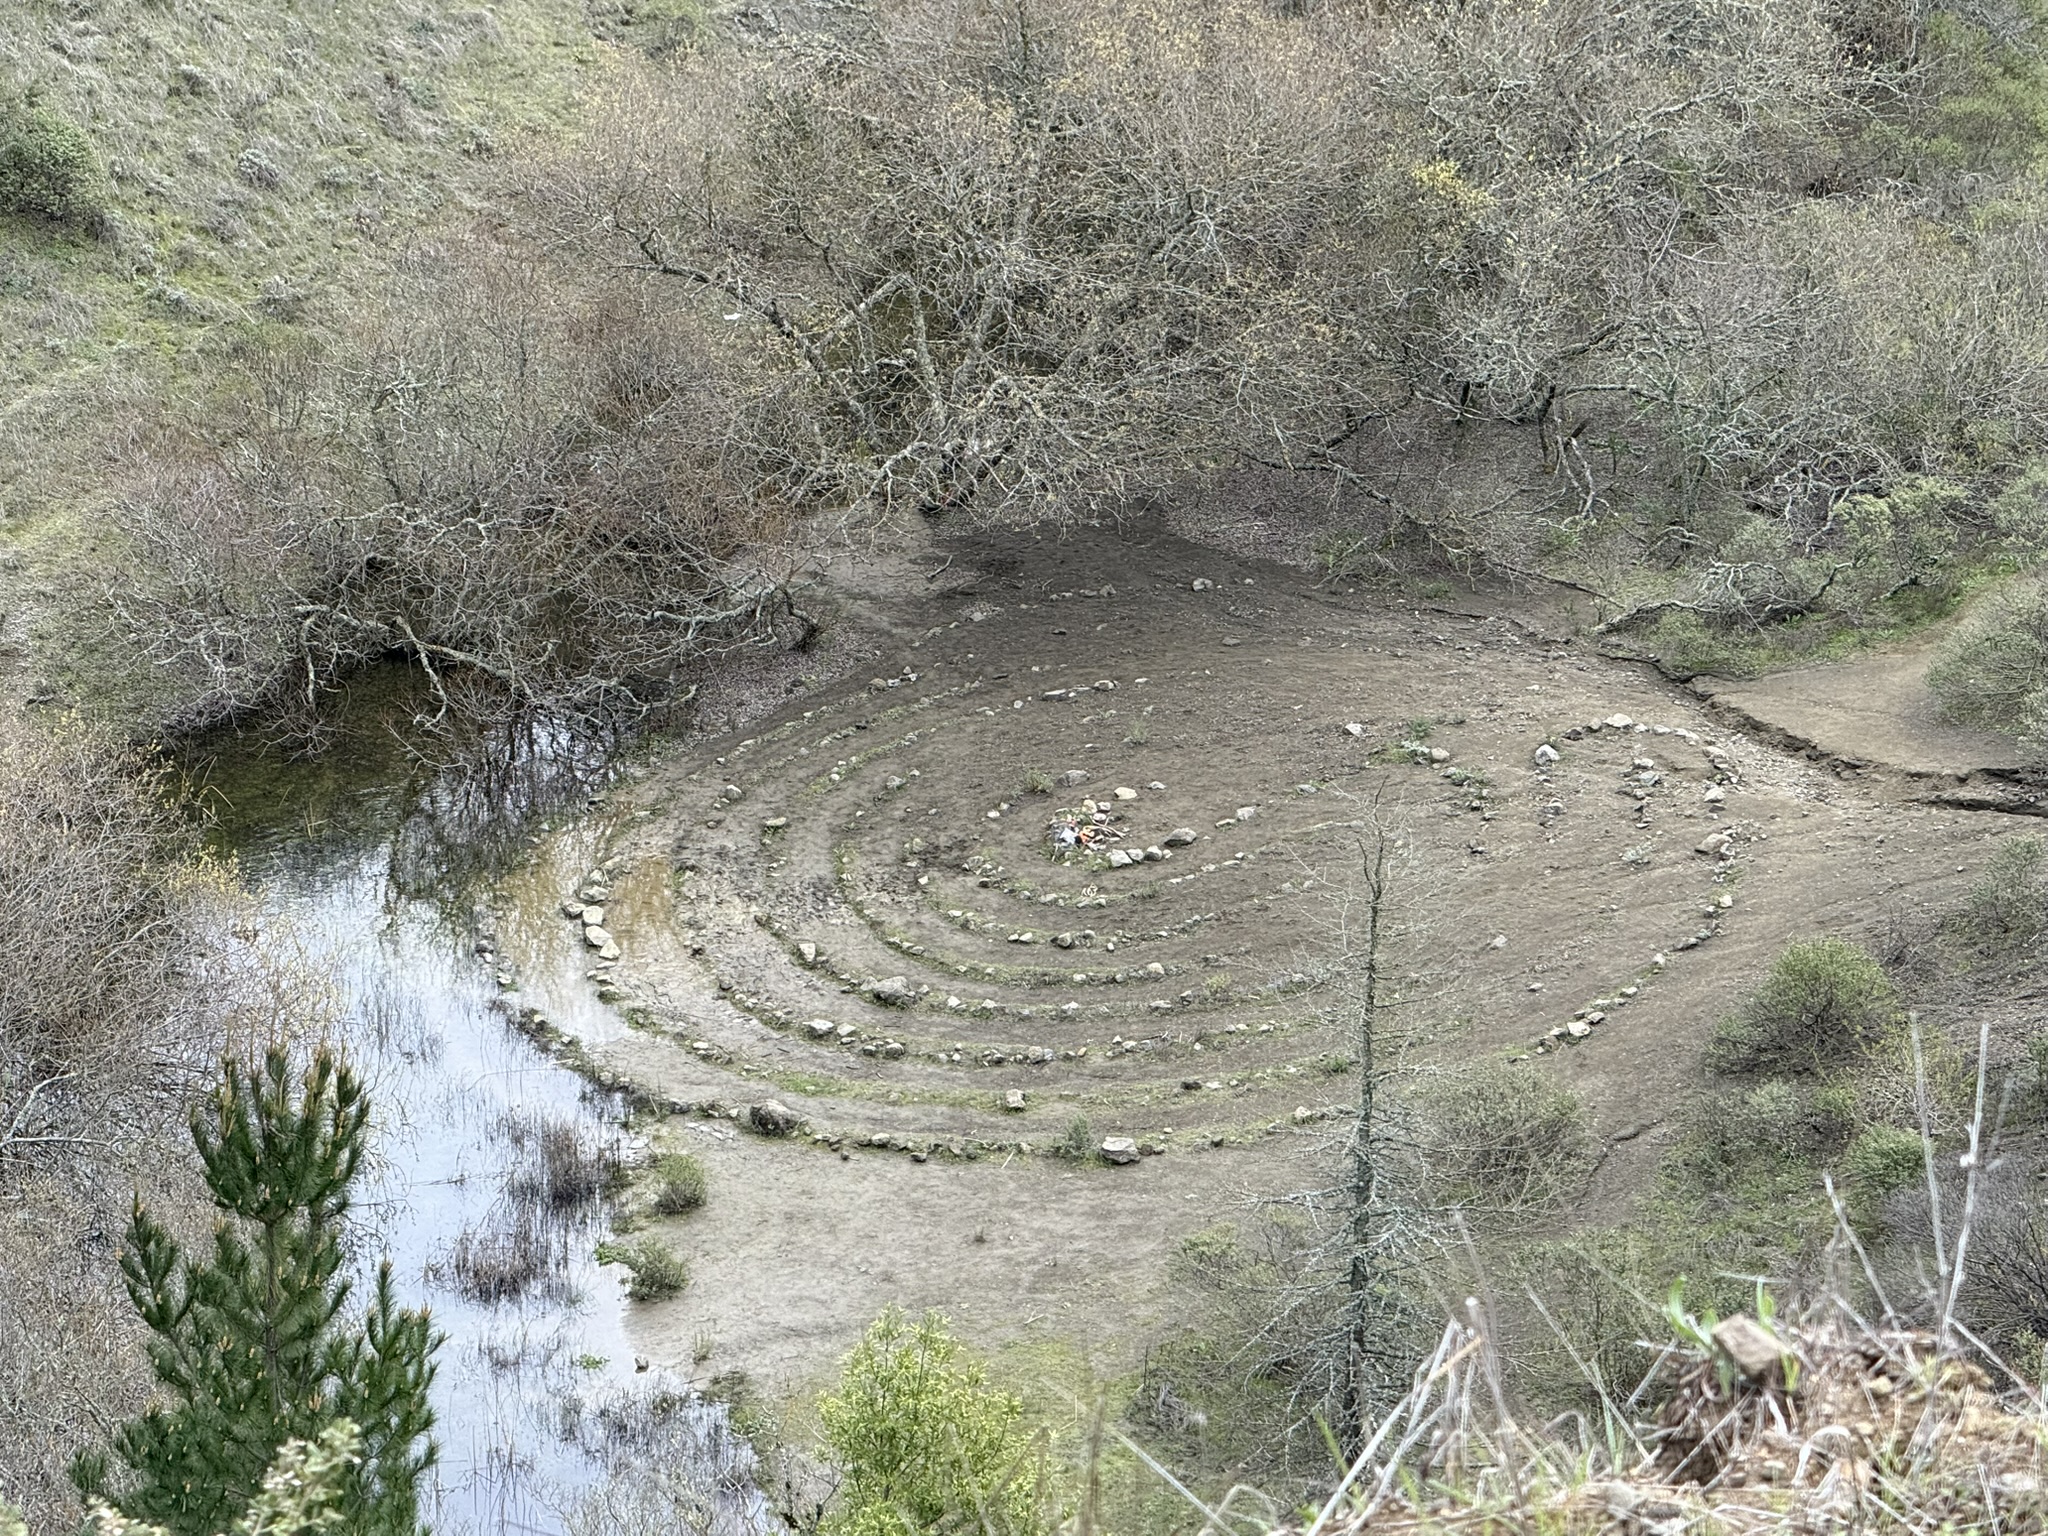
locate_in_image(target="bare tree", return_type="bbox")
[541,0,1384,527]
[112,246,808,741]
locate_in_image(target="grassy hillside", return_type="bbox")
[0,0,627,709]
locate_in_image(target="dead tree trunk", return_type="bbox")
[1340,829,1391,1460]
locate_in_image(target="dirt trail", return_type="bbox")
[503,522,2029,1398]
[1696,642,2022,781]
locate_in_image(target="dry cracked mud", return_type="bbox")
[484,520,2036,1400]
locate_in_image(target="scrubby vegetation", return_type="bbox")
[818,1310,1047,1536]
[17,0,2048,730]
[596,1237,690,1301]
[648,1150,707,1215]
[0,721,263,1524]
[72,1049,437,1536]
[1706,937,1903,1076]
[0,97,107,230]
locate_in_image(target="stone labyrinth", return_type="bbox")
[518,534,1780,1170]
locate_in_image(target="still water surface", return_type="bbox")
[191,700,769,1536]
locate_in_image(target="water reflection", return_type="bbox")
[181,673,772,1536]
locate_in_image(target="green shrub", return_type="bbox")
[1806,1080,1860,1151]
[0,100,108,229]
[1706,937,1901,1075]
[1956,838,2048,951]
[597,1238,690,1300]
[1681,1079,1807,1183]
[1929,580,2048,758]
[818,1310,1044,1536]
[1415,1061,1590,1211]
[650,1151,708,1215]
[1843,1124,1925,1218]
[1059,1115,1093,1160]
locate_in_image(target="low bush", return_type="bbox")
[1929,580,2048,759]
[818,1310,1045,1536]
[0,100,108,230]
[597,1238,689,1300]
[1414,1061,1589,1212]
[1953,838,2048,953]
[650,1151,707,1215]
[1706,937,1901,1075]
[1681,1079,1807,1182]
[1842,1124,1924,1221]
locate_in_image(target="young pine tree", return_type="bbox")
[818,1309,1045,1536]
[74,1047,439,1536]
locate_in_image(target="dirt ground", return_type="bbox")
[490,516,2036,1404]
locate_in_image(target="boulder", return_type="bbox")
[1711,1314,1784,1380]
[1099,1137,1140,1166]
[1534,743,1559,765]
[869,975,915,1007]
[580,905,606,928]
[805,1018,837,1039]
[1113,786,1139,801]
[749,1100,803,1137]
[1163,827,1198,847]
[583,924,614,949]
[1003,1089,1027,1112]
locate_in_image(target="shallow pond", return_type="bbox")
[187,685,770,1536]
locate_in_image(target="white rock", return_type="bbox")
[1114,786,1139,801]
[1344,722,1367,738]
[1108,849,1133,868]
[1236,805,1258,821]
[1703,784,1726,802]
[1191,578,1214,591]
[798,941,818,964]
[1605,714,1633,729]
[1429,747,1451,763]
[561,901,586,918]
[1695,832,1732,856]
[1534,744,1559,765]
[1099,1137,1140,1165]
[1163,827,1198,847]
[805,1018,837,1038]
[597,940,621,961]
[580,905,606,928]
[583,925,613,949]
[1004,1089,1027,1111]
